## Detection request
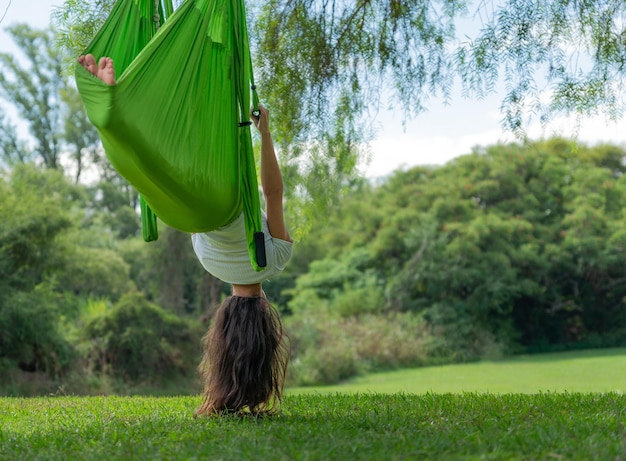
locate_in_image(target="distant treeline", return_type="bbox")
[289,138,626,365]
[1,138,626,394]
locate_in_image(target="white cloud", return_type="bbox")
[361,104,626,178]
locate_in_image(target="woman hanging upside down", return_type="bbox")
[191,100,292,416]
[79,54,293,416]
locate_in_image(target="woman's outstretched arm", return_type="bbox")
[252,105,291,242]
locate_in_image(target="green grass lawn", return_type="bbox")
[289,348,626,395]
[1,393,625,460]
[2,349,626,460]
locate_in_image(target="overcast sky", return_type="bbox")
[1,0,625,178]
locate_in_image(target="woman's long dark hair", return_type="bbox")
[195,296,290,416]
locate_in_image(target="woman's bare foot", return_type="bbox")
[77,54,116,85]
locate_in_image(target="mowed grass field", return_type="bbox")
[2,349,626,460]
[290,348,626,395]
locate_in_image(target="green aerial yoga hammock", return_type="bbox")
[76,0,266,271]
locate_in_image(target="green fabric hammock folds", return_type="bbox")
[76,0,266,271]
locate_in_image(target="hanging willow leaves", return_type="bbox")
[54,0,626,220]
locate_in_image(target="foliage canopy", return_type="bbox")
[53,0,626,220]
[293,139,626,357]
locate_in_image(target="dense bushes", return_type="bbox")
[287,139,626,373]
[3,140,626,393]
[0,166,210,394]
[83,293,201,381]
[0,283,75,376]
[285,309,446,386]
[0,167,80,378]
[56,246,135,301]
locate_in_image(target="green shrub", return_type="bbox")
[0,283,76,377]
[347,312,434,368]
[285,308,440,386]
[287,314,361,386]
[83,292,200,381]
[333,277,385,317]
[55,246,135,302]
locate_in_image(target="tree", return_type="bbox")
[148,227,217,316]
[83,292,198,381]
[0,109,31,165]
[256,0,626,136]
[0,165,83,375]
[0,24,102,182]
[285,139,626,356]
[0,25,67,169]
[54,0,626,225]
[51,0,115,75]
[60,85,102,183]
[0,165,77,294]
[0,283,76,376]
